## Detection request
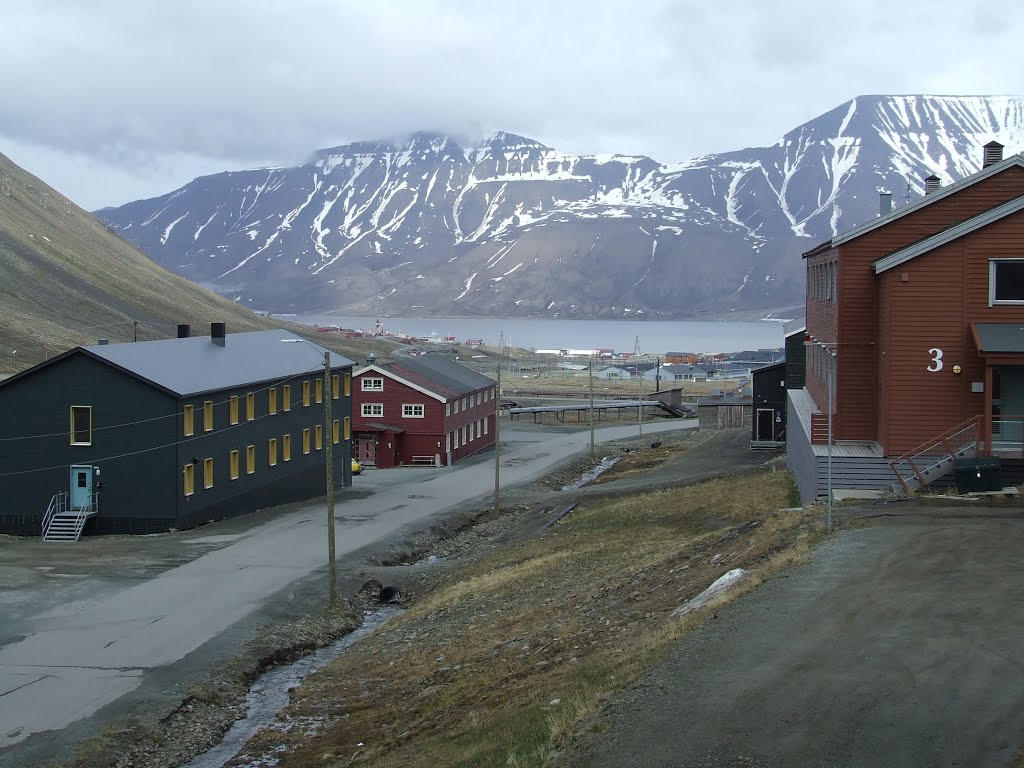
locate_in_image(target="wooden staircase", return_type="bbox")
[889,416,981,495]
[42,491,97,542]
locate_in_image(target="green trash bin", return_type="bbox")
[953,457,1002,493]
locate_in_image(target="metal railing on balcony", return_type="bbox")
[992,416,1024,458]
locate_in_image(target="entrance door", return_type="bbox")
[69,465,94,511]
[756,409,775,441]
[358,436,377,465]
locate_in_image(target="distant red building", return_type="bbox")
[790,141,1024,500]
[352,355,497,468]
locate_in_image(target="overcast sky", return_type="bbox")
[1,0,1020,210]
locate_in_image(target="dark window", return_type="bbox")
[992,261,1024,302]
[70,406,92,445]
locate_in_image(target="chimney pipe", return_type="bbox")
[98,338,109,345]
[983,141,1004,168]
[924,175,941,194]
[211,322,226,347]
[177,324,191,339]
[879,191,892,215]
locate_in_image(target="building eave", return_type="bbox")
[874,193,1024,274]
[354,364,447,403]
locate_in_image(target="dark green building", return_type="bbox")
[0,324,354,536]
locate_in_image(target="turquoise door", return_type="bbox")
[70,465,94,511]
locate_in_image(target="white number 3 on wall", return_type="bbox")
[927,348,944,372]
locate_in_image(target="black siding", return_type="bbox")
[752,363,787,442]
[172,366,354,529]
[785,332,806,389]
[0,353,178,534]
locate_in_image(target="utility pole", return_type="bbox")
[324,351,338,608]
[655,357,661,393]
[638,364,644,437]
[494,362,501,515]
[589,358,595,456]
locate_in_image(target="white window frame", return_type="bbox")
[445,402,450,417]
[445,432,451,452]
[362,403,384,417]
[361,377,384,391]
[483,417,488,435]
[402,403,425,418]
[989,258,1024,306]
[454,430,460,449]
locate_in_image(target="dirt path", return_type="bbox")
[559,508,1024,768]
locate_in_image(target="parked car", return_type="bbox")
[351,458,362,475]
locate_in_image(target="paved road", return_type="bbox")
[563,509,1024,768]
[0,418,694,754]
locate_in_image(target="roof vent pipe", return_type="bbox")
[177,324,191,339]
[924,175,941,194]
[983,141,1004,168]
[98,338,109,345]
[211,322,226,347]
[879,191,892,215]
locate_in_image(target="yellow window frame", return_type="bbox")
[268,437,278,466]
[230,450,240,480]
[315,424,323,451]
[70,405,92,445]
[246,392,255,421]
[229,395,239,425]
[203,457,214,489]
[246,445,255,474]
[283,434,292,461]
[183,404,194,436]
[343,416,351,440]
[315,378,323,404]
[269,387,277,415]
[302,428,311,454]
[183,463,195,496]
[283,384,292,411]
[203,400,213,432]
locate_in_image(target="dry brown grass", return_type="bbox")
[230,470,821,768]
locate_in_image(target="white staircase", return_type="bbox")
[889,417,981,495]
[42,491,97,542]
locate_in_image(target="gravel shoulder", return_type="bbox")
[557,505,1024,768]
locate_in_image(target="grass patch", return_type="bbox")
[230,470,821,768]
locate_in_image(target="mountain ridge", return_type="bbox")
[95,95,1024,318]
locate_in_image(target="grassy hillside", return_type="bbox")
[0,151,398,374]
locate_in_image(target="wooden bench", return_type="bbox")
[410,456,437,466]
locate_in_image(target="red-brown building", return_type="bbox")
[790,141,1024,501]
[352,355,497,468]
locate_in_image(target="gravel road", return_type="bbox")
[559,507,1024,768]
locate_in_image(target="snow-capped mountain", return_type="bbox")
[96,95,1024,318]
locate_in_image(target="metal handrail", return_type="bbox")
[41,492,68,538]
[889,416,981,493]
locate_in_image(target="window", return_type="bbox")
[445,402,450,417]
[283,384,291,411]
[183,404,194,436]
[362,403,384,417]
[268,438,278,466]
[230,395,239,425]
[990,259,1024,304]
[332,419,340,444]
[403,404,425,418]
[283,434,292,461]
[453,430,459,449]
[70,406,92,445]
[303,381,311,406]
[343,416,351,440]
[203,400,214,432]
[446,432,451,452]
[230,450,240,480]
[246,445,255,474]
[183,463,195,496]
[332,374,340,399]
[269,387,278,415]
[453,399,460,414]
[483,417,488,435]
[203,457,214,489]
[315,377,323,404]
[343,373,351,397]
[302,428,311,454]
[246,392,255,421]
[315,424,323,450]
[362,377,384,391]
[461,425,467,444]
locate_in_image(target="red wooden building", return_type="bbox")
[352,355,497,468]
[789,141,1024,501]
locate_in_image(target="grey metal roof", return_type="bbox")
[82,329,353,397]
[832,153,1024,249]
[783,316,806,337]
[973,324,1024,354]
[874,194,1024,273]
[380,354,495,399]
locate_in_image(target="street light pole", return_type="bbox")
[324,351,338,609]
[827,349,834,531]
[589,358,595,456]
[638,364,644,437]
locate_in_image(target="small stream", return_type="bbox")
[561,455,621,490]
[184,607,402,768]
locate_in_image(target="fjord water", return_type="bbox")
[292,316,787,354]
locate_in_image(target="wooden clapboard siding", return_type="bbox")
[813,456,897,498]
[804,163,1024,454]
